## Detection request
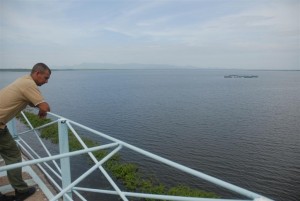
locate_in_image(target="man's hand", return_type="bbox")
[37,102,50,118]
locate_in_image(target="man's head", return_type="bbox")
[31,63,51,86]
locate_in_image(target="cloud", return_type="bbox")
[1,1,90,46]
[0,0,299,69]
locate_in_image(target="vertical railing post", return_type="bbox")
[58,119,72,200]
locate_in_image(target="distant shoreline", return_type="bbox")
[0,68,299,72]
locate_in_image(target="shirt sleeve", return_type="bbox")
[21,82,45,106]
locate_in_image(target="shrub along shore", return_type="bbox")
[18,111,218,200]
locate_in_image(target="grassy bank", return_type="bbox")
[18,111,218,200]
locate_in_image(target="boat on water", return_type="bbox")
[224,75,258,78]
[0,110,274,201]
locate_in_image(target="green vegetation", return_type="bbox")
[18,111,218,200]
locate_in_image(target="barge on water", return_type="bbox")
[224,75,258,78]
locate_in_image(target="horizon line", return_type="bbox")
[0,68,299,71]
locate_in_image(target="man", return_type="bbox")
[0,63,51,201]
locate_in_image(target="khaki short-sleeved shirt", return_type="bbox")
[0,75,45,125]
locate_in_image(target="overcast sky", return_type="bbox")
[0,0,299,70]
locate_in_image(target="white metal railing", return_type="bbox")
[0,111,274,201]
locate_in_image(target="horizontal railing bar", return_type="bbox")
[73,187,252,201]
[0,142,118,172]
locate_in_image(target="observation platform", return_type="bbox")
[0,110,274,201]
[0,156,52,201]
[0,155,56,201]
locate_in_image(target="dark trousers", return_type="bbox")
[0,127,28,191]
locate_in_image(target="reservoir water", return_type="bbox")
[1,69,299,201]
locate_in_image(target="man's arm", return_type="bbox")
[37,102,50,118]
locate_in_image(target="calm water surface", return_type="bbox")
[1,69,299,201]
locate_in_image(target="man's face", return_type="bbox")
[35,70,51,86]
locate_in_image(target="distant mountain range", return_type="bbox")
[55,62,199,70]
[0,63,199,71]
